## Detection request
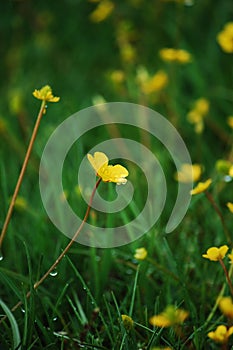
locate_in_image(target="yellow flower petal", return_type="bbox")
[149,305,189,328]
[32,85,60,102]
[227,202,233,213]
[202,245,229,261]
[87,152,129,184]
[190,178,212,195]
[134,247,148,260]
[218,297,233,318]
[174,163,202,183]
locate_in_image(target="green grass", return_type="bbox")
[0,0,233,349]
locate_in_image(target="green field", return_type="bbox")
[0,1,233,349]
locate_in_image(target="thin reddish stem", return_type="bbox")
[0,100,46,249]
[0,178,102,323]
[219,258,233,298]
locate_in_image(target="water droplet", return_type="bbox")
[224,175,232,183]
[0,249,4,261]
[52,317,58,322]
[83,287,87,291]
[21,308,25,313]
[49,268,58,277]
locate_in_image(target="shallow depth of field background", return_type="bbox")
[0,1,233,349]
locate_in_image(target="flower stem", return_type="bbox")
[219,258,233,298]
[205,191,232,246]
[0,100,46,250]
[0,178,101,323]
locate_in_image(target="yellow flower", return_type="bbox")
[228,252,233,264]
[87,152,129,184]
[229,165,233,177]
[227,202,233,213]
[174,163,202,183]
[218,297,233,318]
[217,22,233,53]
[227,116,233,129]
[208,325,233,344]
[10,196,28,211]
[194,98,209,115]
[159,48,191,64]
[89,0,114,23]
[202,245,229,261]
[32,85,60,102]
[121,314,134,330]
[140,70,168,95]
[109,70,125,84]
[190,179,212,195]
[149,305,189,328]
[134,247,148,260]
[187,98,209,134]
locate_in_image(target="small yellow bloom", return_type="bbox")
[149,305,189,328]
[218,297,233,318]
[217,22,233,53]
[187,98,209,134]
[109,70,125,84]
[227,116,233,129]
[89,0,114,23]
[87,152,129,184]
[140,70,168,95]
[202,245,229,261]
[227,202,233,213]
[190,179,212,195]
[134,247,148,260]
[208,325,233,344]
[229,165,233,177]
[121,314,134,330]
[32,85,60,102]
[159,48,191,64]
[174,163,202,183]
[10,196,28,211]
[228,253,233,264]
[194,98,209,115]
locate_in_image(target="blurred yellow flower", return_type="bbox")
[140,70,168,95]
[121,314,134,330]
[229,165,233,177]
[89,0,114,23]
[227,202,233,213]
[187,98,209,134]
[228,252,233,264]
[208,325,233,344]
[159,48,191,63]
[149,305,189,327]
[218,297,233,318]
[227,116,233,129]
[32,85,60,102]
[190,179,212,195]
[217,22,233,53]
[87,152,129,184]
[109,70,125,84]
[134,247,148,260]
[202,245,229,261]
[174,163,202,183]
[120,43,136,63]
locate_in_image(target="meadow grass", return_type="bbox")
[0,1,233,349]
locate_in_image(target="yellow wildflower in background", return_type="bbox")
[215,160,232,174]
[229,165,233,177]
[218,297,233,319]
[109,70,125,84]
[10,196,28,211]
[89,0,114,23]
[217,22,233,53]
[174,163,202,183]
[227,116,233,129]
[87,152,129,184]
[134,247,148,260]
[121,314,134,330]
[208,325,233,344]
[149,305,189,327]
[140,70,168,95]
[159,48,191,64]
[190,179,212,195]
[33,85,60,102]
[227,202,233,213]
[187,98,209,134]
[202,245,229,261]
